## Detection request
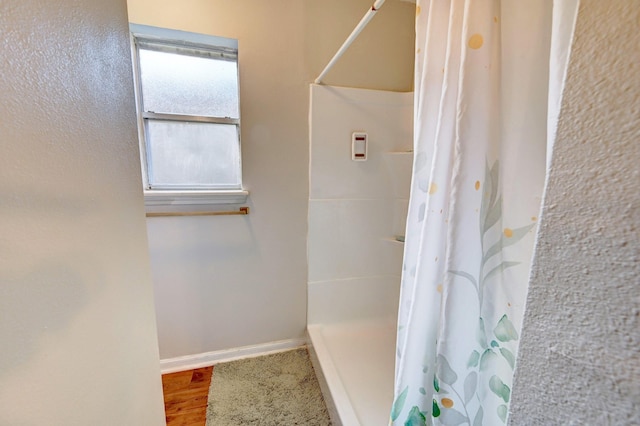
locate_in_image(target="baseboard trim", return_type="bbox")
[159,337,308,374]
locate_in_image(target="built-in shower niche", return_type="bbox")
[307,84,413,426]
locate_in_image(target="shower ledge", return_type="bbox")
[307,320,397,426]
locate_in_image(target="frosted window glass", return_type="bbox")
[139,49,239,118]
[146,121,240,188]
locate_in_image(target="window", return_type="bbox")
[130,24,248,208]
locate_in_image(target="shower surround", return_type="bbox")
[307,84,413,425]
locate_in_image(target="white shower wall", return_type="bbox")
[308,85,413,325]
[307,84,412,424]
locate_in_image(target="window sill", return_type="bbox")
[144,189,249,213]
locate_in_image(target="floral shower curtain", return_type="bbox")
[391,1,577,424]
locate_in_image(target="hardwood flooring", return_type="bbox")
[162,366,213,426]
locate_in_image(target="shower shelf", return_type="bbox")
[384,150,413,155]
[383,236,405,245]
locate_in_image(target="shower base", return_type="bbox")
[307,319,396,426]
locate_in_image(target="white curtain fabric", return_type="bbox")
[392,1,577,424]
[546,0,580,169]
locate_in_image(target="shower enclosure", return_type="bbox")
[306,83,413,425]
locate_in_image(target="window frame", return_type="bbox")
[129,24,248,210]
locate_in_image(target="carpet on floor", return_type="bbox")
[206,347,332,425]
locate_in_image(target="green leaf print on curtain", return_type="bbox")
[391,0,552,424]
[435,160,533,424]
[392,157,540,425]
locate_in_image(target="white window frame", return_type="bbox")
[129,24,248,211]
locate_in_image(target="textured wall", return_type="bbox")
[0,0,166,424]
[509,1,640,424]
[126,0,415,359]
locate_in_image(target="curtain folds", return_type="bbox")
[391,1,577,424]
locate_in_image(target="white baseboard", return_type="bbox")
[159,337,308,374]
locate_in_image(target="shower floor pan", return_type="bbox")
[307,319,396,426]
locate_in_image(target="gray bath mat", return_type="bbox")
[206,347,332,425]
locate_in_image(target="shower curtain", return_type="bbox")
[392,1,578,424]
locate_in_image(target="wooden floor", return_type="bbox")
[162,366,213,426]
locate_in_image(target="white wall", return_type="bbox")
[304,0,415,91]
[126,0,416,360]
[308,85,413,324]
[0,1,165,424]
[509,1,640,424]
